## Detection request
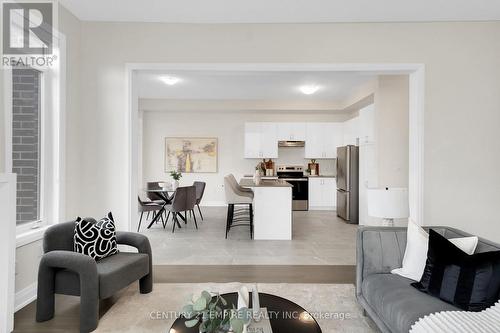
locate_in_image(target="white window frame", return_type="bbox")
[2,33,66,239]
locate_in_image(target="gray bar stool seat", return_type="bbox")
[224,174,254,239]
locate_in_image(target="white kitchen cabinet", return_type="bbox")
[305,123,323,158]
[308,178,323,208]
[358,104,375,144]
[309,177,337,210]
[244,122,278,158]
[324,123,343,158]
[305,123,343,159]
[343,116,360,146]
[277,122,306,141]
[260,123,278,158]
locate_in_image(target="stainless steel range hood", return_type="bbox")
[278,141,305,148]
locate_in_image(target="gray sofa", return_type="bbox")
[356,226,500,333]
[36,221,153,332]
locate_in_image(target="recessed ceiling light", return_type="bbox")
[159,76,180,86]
[299,85,320,95]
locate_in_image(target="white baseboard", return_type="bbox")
[15,283,37,312]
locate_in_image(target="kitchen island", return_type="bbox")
[239,178,293,240]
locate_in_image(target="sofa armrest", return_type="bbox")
[116,232,153,286]
[37,250,99,330]
[39,250,97,275]
[116,231,152,256]
[356,227,407,296]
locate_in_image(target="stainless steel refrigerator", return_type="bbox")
[336,145,359,224]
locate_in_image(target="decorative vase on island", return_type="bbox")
[172,180,179,190]
[253,170,262,185]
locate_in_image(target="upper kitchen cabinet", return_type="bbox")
[343,116,360,146]
[244,122,278,158]
[305,123,343,159]
[277,122,306,141]
[358,104,375,144]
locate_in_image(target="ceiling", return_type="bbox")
[136,70,376,103]
[60,0,500,23]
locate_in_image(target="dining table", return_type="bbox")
[143,188,185,229]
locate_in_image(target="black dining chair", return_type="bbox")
[164,186,198,233]
[137,196,163,232]
[193,181,206,220]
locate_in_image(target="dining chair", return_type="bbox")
[146,181,167,203]
[137,196,163,232]
[193,181,206,220]
[165,186,198,233]
[224,175,254,239]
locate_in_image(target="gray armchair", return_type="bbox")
[36,221,153,332]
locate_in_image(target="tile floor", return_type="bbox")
[141,207,359,265]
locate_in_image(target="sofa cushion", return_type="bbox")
[362,273,460,333]
[98,252,149,298]
[54,252,149,299]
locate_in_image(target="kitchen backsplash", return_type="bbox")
[276,147,336,176]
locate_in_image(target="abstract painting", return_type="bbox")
[165,137,218,173]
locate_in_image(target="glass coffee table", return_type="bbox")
[170,292,322,333]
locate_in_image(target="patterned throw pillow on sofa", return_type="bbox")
[74,212,118,261]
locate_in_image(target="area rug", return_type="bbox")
[95,282,376,333]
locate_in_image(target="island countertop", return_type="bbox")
[239,178,293,188]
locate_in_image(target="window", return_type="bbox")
[12,67,42,225]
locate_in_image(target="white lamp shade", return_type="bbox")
[367,187,409,219]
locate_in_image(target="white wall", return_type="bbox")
[0,71,5,173]
[14,240,42,311]
[359,75,410,226]
[71,19,500,241]
[59,4,82,220]
[375,75,409,188]
[142,110,346,205]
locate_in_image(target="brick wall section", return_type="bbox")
[12,68,40,224]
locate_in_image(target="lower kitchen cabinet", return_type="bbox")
[308,177,337,210]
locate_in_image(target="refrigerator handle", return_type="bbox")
[346,146,351,191]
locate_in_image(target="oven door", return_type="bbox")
[281,178,308,211]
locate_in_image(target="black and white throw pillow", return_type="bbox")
[74,212,119,261]
[412,229,500,311]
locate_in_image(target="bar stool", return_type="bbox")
[224,174,254,239]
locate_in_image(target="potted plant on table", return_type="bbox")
[182,290,250,333]
[170,170,182,190]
